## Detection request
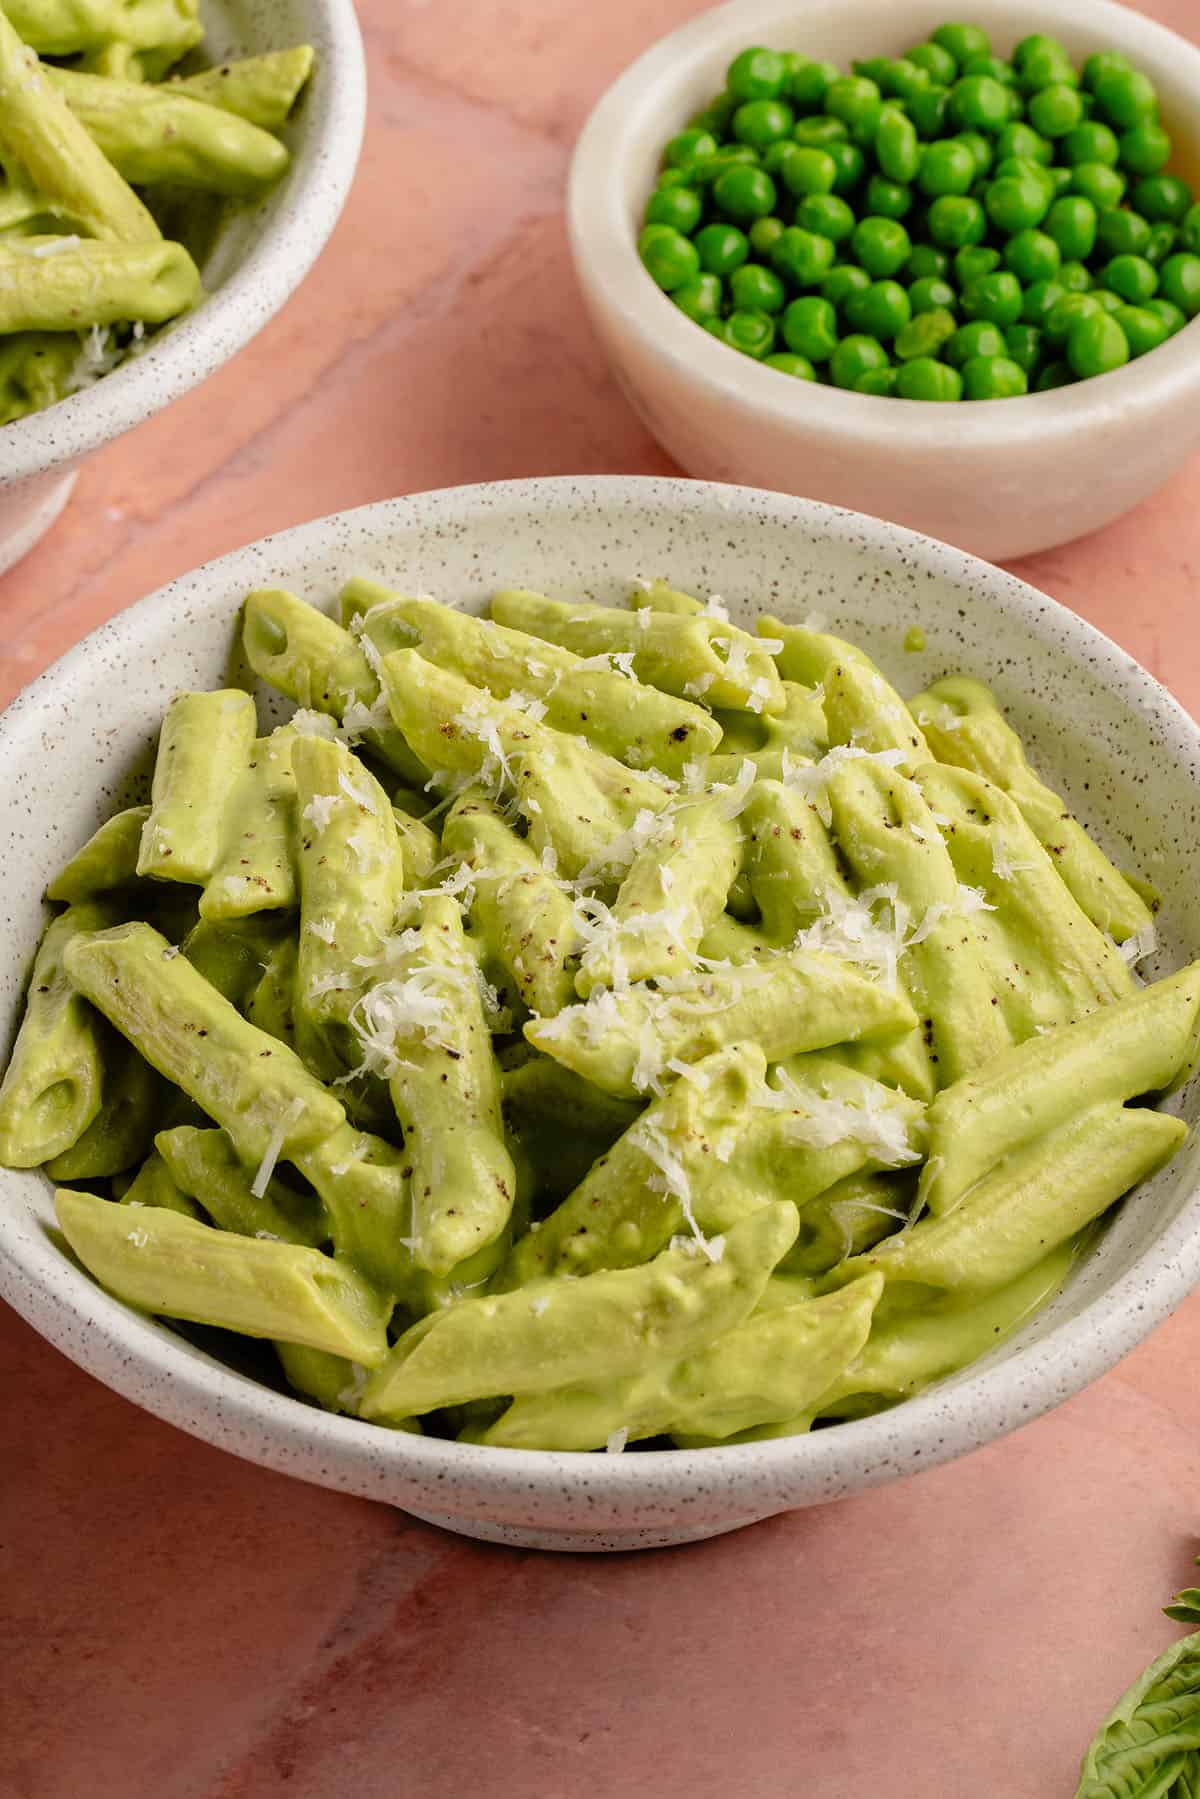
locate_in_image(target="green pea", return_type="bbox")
[1114,302,1169,356]
[1118,121,1171,177]
[780,295,837,360]
[876,107,921,183]
[664,128,719,172]
[796,193,857,242]
[770,225,836,286]
[1090,288,1124,314]
[1103,253,1157,305]
[956,131,994,176]
[1028,83,1083,138]
[944,318,1006,365]
[919,137,976,197]
[1093,67,1157,130]
[961,270,1024,328]
[927,193,986,246]
[723,307,778,357]
[962,354,1028,398]
[894,305,957,359]
[822,263,871,308]
[1048,165,1073,196]
[728,262,785,313]
[988,169,1052,232]
[1044,195,1097,260]
[932,24,991,67]
[789,59,840,112]
[960,54,1016,87]
[1068,162,1126,211]
[1134,175,1193,224]
[866,174,914,219]
[1022,278,1066,325]
[764,350,817,378]
[654,168,693,192]
[713,164,777,222]
[826,76,883,145]
[733,99,795,150]
[1003,322,1043,374]
[1160,252,1200,317]
[907,86,950,140]
[778,145,838,197]
[954,245,1000,286]
[638,224,701,291]
[1058,259,1093,291]
[852,216,912,277]
[1060,121,1119,167]
[908,42,957,86]
[906,243,950,280]
[827,141,866,193]
[1147,296,1187,335]
[1014,33,1069,68]
[792,115,848,148]
[726,47,788,102]
[693,222,749,276]
[645,185,703,234]
[946,75,1009,131]
[830,333,890,388]
[1181,204,1200,253]
[1082,51,1131,93]
[1066,309,1130,376]
[672,273,723,323]
[1035,358,1073,389]
[1004,228,1060,285]
[854,367,898,395]
[1144,222,1178,266]
[749,216,786,256]
[1045,291,1103,344]
[847,278,912,340]
[692,146,759,188]
[1018,47,1079,95]
[995,122,1052,165]
[894,355,963,399]
[1095,208,1151,257]
[909,274,956,313]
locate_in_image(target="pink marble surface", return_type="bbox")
[3,4,1200,1794]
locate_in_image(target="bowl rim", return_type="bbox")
[3,472,1200,1518]
[567,0,1200,451]
[0,0,366,487]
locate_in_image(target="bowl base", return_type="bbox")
[0,471,77,578]
[401,1505,782,1553]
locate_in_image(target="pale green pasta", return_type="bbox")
[5,575,1190,1454]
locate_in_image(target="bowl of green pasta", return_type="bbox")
[2,474,1199,1553]
[0,0,365,574]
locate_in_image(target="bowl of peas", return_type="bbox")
[568,0,1200,560]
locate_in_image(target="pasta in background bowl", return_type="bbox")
[0,0,365,575]
[2,475,1200,1553]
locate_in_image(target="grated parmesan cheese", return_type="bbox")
[633,1118,721,1260]
[251,1097,305,1198]
[606,1428,629,1454]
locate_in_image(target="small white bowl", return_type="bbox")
[3,476,1200,1553]
[0,0,365,575]
[568,0,1200,562]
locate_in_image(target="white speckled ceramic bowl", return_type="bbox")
[3,476,1200,1553]
[568,0,1200,562]
[0,0,365,575]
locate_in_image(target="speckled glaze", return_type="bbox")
[4,475,1200,1553]
[0,0,365,569]
[569,0,1200,562]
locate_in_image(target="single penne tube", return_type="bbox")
[912,762,1135,1035]
[834,1101,1186,1296]
[56,1188,391,1366]
[481,1272,883,1451]
[119,1147,203,1219]
[390,803,439,886]
[44,1031,162,1179]
[137,689,258,884]
[44,66,289,192]
[165,46,315,128]
[526,948,917,1098]
[360,1200,799,1422]
[0,331,82,426]
[0,238,200,334]
[575,791,742,995]
[348,895,515,1276]
[47,805,150,902]
[784,1167,918,1277]
[0,13,161,242]
[760,616,928,769]
[199,729,299,920]
[826,757,1012,1085]
[920,961,1200,1216]
[442,790,581,1018]
[492,588,785,713]
[63,920,344,1164]
[909,675,1155,944]
[0,900,117,1168]
[241,589,427,785]
[156,1125,325,1247]
[293,1122,415,1299]
[341,581,721,777]
[7,0,203,57]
